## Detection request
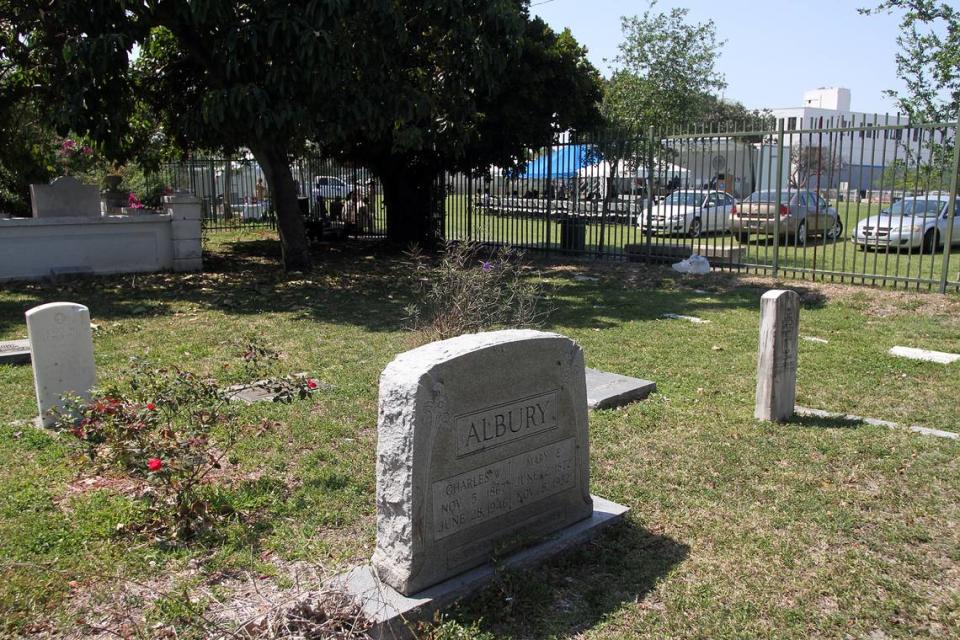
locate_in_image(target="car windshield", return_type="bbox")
[880,200,945,217]
[663,192,702,207]
[745,191,786,204]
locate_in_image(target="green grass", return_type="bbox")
[0,229,958,637]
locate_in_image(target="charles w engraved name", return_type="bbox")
[432,438,577,540]
[455,391,558,456]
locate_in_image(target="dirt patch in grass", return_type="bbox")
[204,562,372,639]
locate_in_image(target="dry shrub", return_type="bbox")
[404,241,549,341]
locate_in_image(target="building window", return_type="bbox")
[787,117,797,131]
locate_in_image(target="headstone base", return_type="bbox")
[333,495,628,640]
[585,368,656,410]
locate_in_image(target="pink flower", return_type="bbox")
[61,139,77,151]
[146,402,156,411]
[81,145,93,156]
[147,458,163,472]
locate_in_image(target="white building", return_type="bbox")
[766,87,940,191]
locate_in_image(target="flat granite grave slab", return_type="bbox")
[585,368,656,410]
[888,346,960,364]
[333,495,628,640]
[0,339,30,365]
[795,406,958,441]
[661,313,710,324]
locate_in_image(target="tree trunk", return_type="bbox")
[252,145,312,271]
[378,163,439,249]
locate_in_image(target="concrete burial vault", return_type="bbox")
[335,330,628,637]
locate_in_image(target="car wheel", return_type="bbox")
[794,221,807,247]
[826,218,843,241]
[922,229,940,253]
[688,217,703,238]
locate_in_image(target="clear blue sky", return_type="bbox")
[531,0,909,114]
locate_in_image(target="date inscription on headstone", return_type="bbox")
[434,437,575,539]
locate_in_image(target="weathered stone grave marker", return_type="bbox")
[755,290,799,422]
[26,302,96,427]
[336,330,627,636]
[29,175,101,218]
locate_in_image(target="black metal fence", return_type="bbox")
[165,116,959,291]
[443,116,960,292]
[163,155,387,236]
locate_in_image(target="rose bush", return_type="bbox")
[56,360,240,539]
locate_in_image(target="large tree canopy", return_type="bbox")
[319,4,602,246]
[5,1,602,267]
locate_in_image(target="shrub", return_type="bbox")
[55,358,317,539]
[404,241,549,340]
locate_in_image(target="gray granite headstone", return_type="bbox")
[26,302,96,427]
[373,330,595,595]
[30,176,101,218]
[0,339,31,365]
[755,290,799,422]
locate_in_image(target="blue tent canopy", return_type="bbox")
[519,144,602,179]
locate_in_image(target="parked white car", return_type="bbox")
[639,190,736,237]
[312,176,353,200]
[852,194,960,252]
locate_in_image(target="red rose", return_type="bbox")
[147,458,163,472]
[146,402,156,411]
[307,380,318,390]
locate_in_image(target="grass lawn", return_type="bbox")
[0,229,958,638]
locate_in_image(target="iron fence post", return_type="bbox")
[938,117,960,293]
[645,125,655,261]
[467,174,473,242]
[546,141,553,255]
[773,119,786,278]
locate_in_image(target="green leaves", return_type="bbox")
[603,5,726,133]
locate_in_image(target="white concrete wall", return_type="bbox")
[0,194,202,282]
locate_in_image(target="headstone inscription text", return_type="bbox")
[434,437,576,539]
[455,391,558,456]
[373,330,592,595]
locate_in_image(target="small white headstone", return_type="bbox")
[888,346,960,365]
[755,290,800,422]
[29,176,101,218]
[26,302,96,427]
